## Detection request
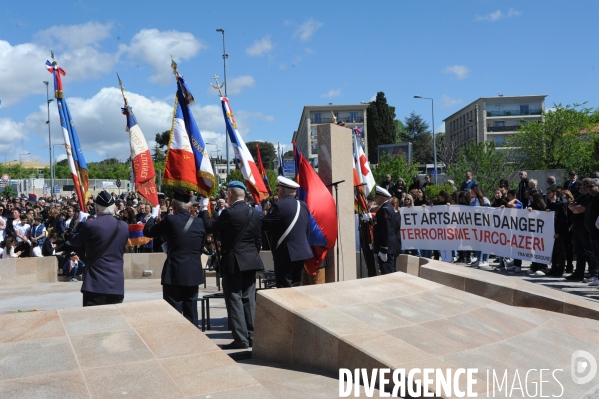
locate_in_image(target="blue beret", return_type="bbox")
[228,180,247,191]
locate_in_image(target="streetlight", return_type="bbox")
[19,152,31,197]
[414,95,438,184]
[206,142,221,186]
[44,81,55,197]
[52,144,63,194]
[216,28,230,175]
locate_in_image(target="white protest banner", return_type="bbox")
[399,205,555,263]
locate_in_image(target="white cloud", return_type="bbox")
[217,75,255,96]
[0,118,29,156]
[441,94,463,108]
[246,36,273,57]
[293,18,323,42]
[475,8,521,21]
[0,38,119,107]
[369,94,376,102]
[35,22,114,49]
[321,89,341,98]
[124,29,206,86]
[443,65,470,80]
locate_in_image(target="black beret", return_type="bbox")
[173,188,191,203]
[96,190,115,207]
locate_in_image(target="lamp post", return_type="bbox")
[216,28,230,175]
[19,152,31,197]
[206,142,221,186]
[414,95,437,184]
[52,144,63,194]
[44,81,55,197]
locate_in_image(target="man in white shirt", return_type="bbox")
[14,214,31,254]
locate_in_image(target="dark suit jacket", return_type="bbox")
[262,196,312,265]
[563,179,581,198]
[201,200,264,274]
[373,201,397,256]
[69,215,129,295]
[517,179,530,203]
[144,210,206,286]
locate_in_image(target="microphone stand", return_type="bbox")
[326,180,345,282]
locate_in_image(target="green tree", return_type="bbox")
[1,185,17,198]
[152,143,166,163]
[395,119,410,142]
[155,130,170,149]
[366,92,397,163]
[506,103,599,178]
[371,153,420,195]
[283,150,294,157]
[247,141,276,169]
[404,112,433,164]
[446,141,520,195]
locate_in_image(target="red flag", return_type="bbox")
[294,142,338,275]
[255,144,273,196]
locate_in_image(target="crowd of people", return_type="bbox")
[362,170,599,285]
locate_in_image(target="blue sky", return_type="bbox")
[1,0,598,164]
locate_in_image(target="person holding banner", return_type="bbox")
[469,185,491,268]
[546,186,569,277]
[527,190,550,275]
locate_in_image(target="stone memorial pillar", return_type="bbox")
[317,124,357,282]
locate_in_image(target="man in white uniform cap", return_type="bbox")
[263,176,313,287]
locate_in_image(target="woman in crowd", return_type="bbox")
[435,190,455,263]
[393,178,407,199]
[527,190,550,275]
[491,188,508,208]
[411,188,428,207]
[469,185,490,267]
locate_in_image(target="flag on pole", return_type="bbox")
[45,57,88,210]
[118,74,159,207]
[163,61,216,197]
[255,143,272,196]
[220,96,268,203]
[293,142,338,275]
[353,128,375,194]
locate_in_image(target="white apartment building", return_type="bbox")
[443,95,547,149]
[292,104,369,164]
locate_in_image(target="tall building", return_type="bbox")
[443,95,547,149]
[292,104,369,165]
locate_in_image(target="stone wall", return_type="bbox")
[0,257,57,286]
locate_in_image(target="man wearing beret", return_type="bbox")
[201,181,264,349]
[68,190,129,306]
[363,186,397,275]
[143,188,206,326]
[262,176,312,287]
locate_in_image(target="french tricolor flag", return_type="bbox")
[122,105,159,206]
[220,97,268,203]
[164,73,216,197]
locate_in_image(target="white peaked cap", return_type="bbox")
[375,186,392,197]
[277,176,300,189]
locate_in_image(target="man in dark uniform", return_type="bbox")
[68,191,129,307]
[367,186,397,275]
[263,176,312,288]
[143,188,206,326]
[201,181,264,349]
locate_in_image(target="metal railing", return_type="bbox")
[486,109,542,117]
[311,117,364,124]
[487,125,522,132]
